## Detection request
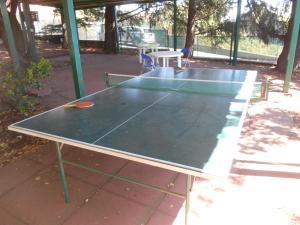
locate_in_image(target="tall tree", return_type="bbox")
[0,0,28,69]
[153,0,231,49]
[78,4,156,53]
[243,0,299,72]
[55,8,68,48]
[277,0,300,73]
[104,5,117,53]
[185,0,197,50]
[243,0,287,43]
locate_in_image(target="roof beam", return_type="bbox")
[29,0,169,9]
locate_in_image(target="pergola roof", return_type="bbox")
[29,0,169,9]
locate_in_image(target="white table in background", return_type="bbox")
[137,42,160,63]
[149,51,183,68]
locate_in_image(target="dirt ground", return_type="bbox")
[0,43,299,168]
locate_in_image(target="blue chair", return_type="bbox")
[140,53,158,73]
[181,48,191,68]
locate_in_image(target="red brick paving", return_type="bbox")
[0,168,97,225]
[0,158,45,196]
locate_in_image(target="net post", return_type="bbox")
[265,79,270,100]
[104,72,110,87]
[185,174,192,225]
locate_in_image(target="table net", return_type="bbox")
[110,75,254,100]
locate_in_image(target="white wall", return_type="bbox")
[28,5,103,40]
[29,5,61,33]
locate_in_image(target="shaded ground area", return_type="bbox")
[0,43,300,225]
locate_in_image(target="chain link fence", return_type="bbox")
[75,0,286,64]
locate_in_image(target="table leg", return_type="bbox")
[185,175,192,225]
[139,48,142,63]
[178,56,182,68]
[155,48,159,64]
[56,142,70,203]
[163,58,166,67]
[150,56,156,67]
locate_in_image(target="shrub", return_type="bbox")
[26,58,53,90]
[1,58,53,115]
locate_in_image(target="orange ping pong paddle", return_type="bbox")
[64,101,94,109]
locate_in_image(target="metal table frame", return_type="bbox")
[56,142,193,225]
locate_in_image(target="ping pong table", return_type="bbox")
[9,67,256,224]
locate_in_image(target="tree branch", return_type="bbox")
[119,5,144,17]
[10,0,19,15]
[197,0,232,21]
[194,24,224,35]
[118,7,149,22]
[246,0,261,24]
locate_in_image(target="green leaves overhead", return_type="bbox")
[242,0,290,44]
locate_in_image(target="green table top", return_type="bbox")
[9,67,257,177]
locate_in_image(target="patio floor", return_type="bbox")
[1,53,300,225]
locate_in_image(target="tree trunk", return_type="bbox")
[104,5,117,54]
[184,0,197,56]
[0,0,29,69]
[277,0,300,73]
[60,9,68,49]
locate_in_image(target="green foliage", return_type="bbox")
[197,35,283,56]
[41,24,62,35]
[238,37,283,56]
[81,8,105,22]
[2,71,35,115]
[150,2,184,34]
[241,0,290,44]
[151,0,232,47]
[26,58,53,90]
[1,58,52,115]
[74,3,163,29]
[0,142,9,151]
[66,0,289,51]
[76,8,105,29]
[54,8,104,30]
